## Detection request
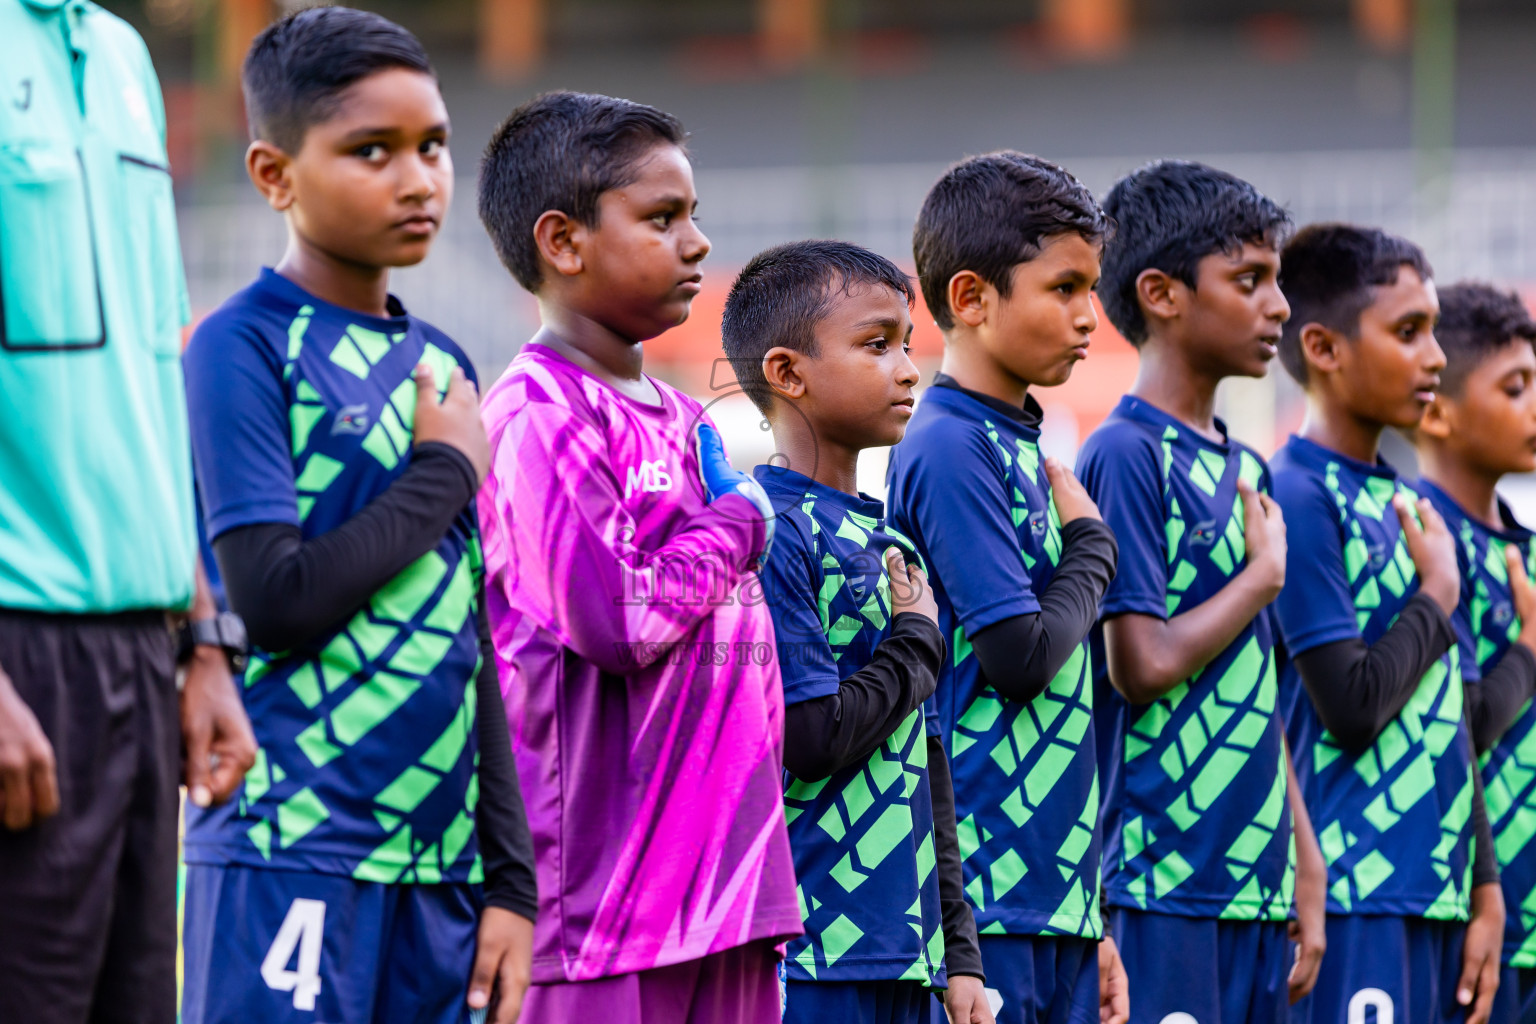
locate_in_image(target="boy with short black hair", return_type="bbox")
[1272,224,1504,1024]
[1077,160,1329,1024]
[721,239,992,1024]
[181,8,538,1024]
[1413,283,1536,1024]
[886,152,1126,1024]
[476,91,801,1024]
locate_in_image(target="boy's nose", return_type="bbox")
[681,220,711,263]
[397,153,438,200]
[1266,285,1291,323]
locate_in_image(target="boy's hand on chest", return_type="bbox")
[411,363,489,484]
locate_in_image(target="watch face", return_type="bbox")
[217,612,250,655]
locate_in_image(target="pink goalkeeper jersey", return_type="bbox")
[478,342,801,983]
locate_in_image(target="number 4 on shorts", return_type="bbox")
[261,898,326,1010]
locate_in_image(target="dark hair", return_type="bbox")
[721,240,915,414]
[1277,223,1433,384]
[242,6,433,154]
[478,91,687,292]
[1099,161,1290,346]
[912,151,1107,331]
[1435,282,1536,396]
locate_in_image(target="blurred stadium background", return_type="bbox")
[102,0,1536,500]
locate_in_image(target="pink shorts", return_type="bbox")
[520,940,782,1024]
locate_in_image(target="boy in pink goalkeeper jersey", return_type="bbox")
[475,91,801,1023]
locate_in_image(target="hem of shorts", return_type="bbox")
[180,840,481,884]
[1103,892,1291,922]
[529,915,805,984]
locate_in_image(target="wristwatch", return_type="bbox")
[178,611,250,673]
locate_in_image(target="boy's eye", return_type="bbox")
[356,143,384,160]
[421,139,444,157]
[1235,274,1257,291]
[867,338,889,352]
[1055,282,1074,296]
[651,212,674,228]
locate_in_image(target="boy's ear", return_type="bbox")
[246,141,295,212]
[946,270,989,329]
[761,346,807,401]
[1134,268,1182,326]
[1418,393,1456,441]
[532,210,585,278]
[1299,322,1344,378]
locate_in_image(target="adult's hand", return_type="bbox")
[0,664,58,830]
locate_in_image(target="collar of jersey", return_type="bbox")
[1114,394,1233,452]
[1283,433,1399,480]
[753,463,885,521]
[21,0,77,11]
[929,373,1044,431]
[1417,477,1534,544]
[257,267,410,333]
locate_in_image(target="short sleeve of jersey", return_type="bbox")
[1272,465,1359,657]
[183,308,299,539]
[899,415,1040,633]
[1078,422,1167,620]
[759,517,841,706]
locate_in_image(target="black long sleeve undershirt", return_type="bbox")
[1466,643,1536,754]
[212,442,478,653]
[212,442,538,918]
[1290,592,1457,756]
[968,518,1118,704]
[781,614,944,782]
[927,734,984,981]
[475,601,540,921]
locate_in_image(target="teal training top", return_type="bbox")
[0,0,195,612]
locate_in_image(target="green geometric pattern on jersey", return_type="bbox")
[1161,428,1261,616]
[785,709,940,982]
[238,306,483,884]
[952,426,1100,939]
[1116,427,1293,919]
[1312,468,1469,917]
[780,496,944,984]
[1464,525,1536,964]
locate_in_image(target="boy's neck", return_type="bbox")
[533,301,659,403]
[275,236,391,319]
[1296,396,1385,466]
[1418,447,1503,529]
[770,417,861,497]
[937,335,1029,408]
[1127,338,1224,441]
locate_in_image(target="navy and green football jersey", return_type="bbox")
[886,383,1100,939]
[183,269,484,884]
[755,465,946,985]
[1421,478,1536,965]
[1272,436,1472,919]
[1077,397,1294,921]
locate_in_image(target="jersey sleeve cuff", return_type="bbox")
[960,595,1042,637]
[205,501,301,542]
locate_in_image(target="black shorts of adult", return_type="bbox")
[0,610,180,1024]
